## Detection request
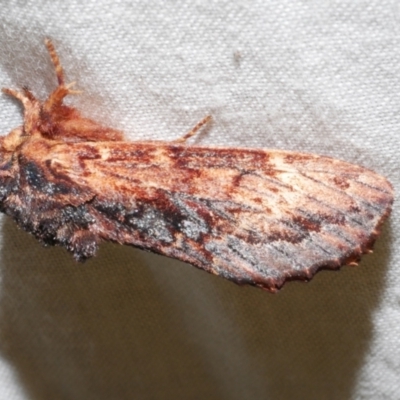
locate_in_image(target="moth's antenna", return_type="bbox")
[45,38,65,86]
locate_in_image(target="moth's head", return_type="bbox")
[0,135,15,179]
[0,127,26,153]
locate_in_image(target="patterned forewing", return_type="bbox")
[46,141,393,291]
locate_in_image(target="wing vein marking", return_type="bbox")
[297,172,386,214]
[237,170,370,227]
[295,208,358,247]
[295,166,392,196]
[267,242,307,269]
[350,178,393,195]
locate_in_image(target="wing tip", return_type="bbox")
[247,194,394,293]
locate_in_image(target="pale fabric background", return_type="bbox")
[0,1,399,399]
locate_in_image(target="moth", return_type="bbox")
[0,40,393,292]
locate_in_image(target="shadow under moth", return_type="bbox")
[0,40,393,292]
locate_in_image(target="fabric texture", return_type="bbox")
[0,1,399,399]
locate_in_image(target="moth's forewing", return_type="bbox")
[16,140,391,291]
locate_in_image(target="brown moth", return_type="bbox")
[0,40,393,292]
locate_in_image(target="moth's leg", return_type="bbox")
[2,87,35,109]
[43,82,82,112]
[173,115,212,143]
[2,87,40,135]
[43,39,82,112]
